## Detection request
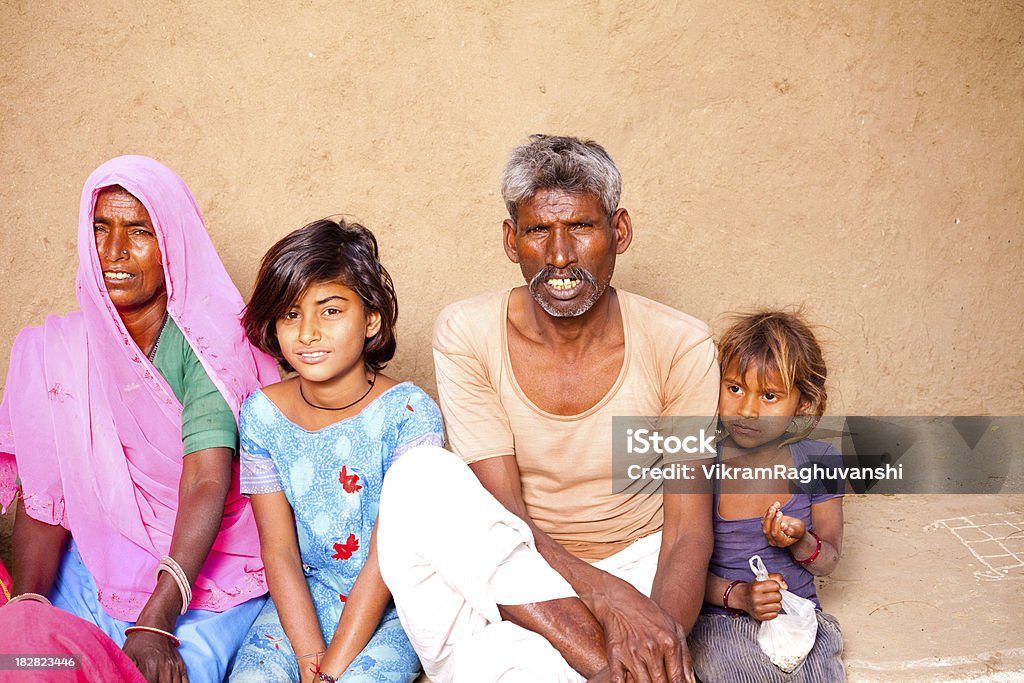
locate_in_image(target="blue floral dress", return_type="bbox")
[229,382,443,683]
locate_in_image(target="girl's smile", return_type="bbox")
[294,349,331,364]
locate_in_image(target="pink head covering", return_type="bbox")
[0,156,278,620]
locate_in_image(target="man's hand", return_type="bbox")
[469,456,700,682]
[123,630,188,683]
[761,501,806,548]
[588,668,630,683]
[735,574,788,621]
[592,575,695,683]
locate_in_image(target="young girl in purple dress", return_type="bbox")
[689,311,845,682]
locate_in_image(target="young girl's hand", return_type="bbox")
[761,501,806,547]
[739,574,789,621]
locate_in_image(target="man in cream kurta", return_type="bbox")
[377,135,718,683]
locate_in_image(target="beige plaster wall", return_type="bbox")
[2,4,1024,675]
[1,0,1021,417]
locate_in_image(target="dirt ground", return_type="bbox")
[4,493,1023,681]
[824,494,1024,681]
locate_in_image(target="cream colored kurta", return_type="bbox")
[432,288,719,561]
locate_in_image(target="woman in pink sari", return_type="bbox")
[0,156,279,682]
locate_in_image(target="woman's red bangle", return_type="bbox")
[722,579,745,615]
[793,530,822,565]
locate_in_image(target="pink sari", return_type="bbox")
[0,602,146,682]
[0,156,279,621]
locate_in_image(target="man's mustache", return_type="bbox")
[529,266,598,289]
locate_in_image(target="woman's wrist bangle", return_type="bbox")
[6,592,52,607]
[156,555,192,616]
[296,650,326,661]
[722,579,745,616]
[124,625,181,648]
[793,530,822,565]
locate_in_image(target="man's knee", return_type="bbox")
[379,445,470,559]
[382,444,487,519]
[385,445,465,496]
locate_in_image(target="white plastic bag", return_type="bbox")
[748,555,818,673]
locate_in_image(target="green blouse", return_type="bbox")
[152,318,238,456]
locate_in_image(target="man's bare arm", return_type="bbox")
[470,456,607,677]
[471,456,694,683]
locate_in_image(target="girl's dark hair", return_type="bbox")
[243,218,398,372]
[718,310,827,441]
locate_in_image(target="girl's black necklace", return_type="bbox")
[299,372,377,411]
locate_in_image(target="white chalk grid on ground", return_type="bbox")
[925,511,1024,581]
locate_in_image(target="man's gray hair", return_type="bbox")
[501,134,622,221]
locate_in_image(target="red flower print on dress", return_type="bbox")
[406,402,414,412]
[339,593,347,603]
[332,534,360,560]
[339,465,362,493]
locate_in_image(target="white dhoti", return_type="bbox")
[377,445,661,683]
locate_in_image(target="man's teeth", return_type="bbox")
[547,278,580,290]
[104,272,132,280]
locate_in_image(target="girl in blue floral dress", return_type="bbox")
[229,219,443,683]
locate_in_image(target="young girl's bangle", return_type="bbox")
[722,579,745,616]
[309,662,338,683]
[793,530,822,565]
[124,625,181,648]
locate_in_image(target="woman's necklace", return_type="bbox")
[299,372,377,411]
[147,313,170,362]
